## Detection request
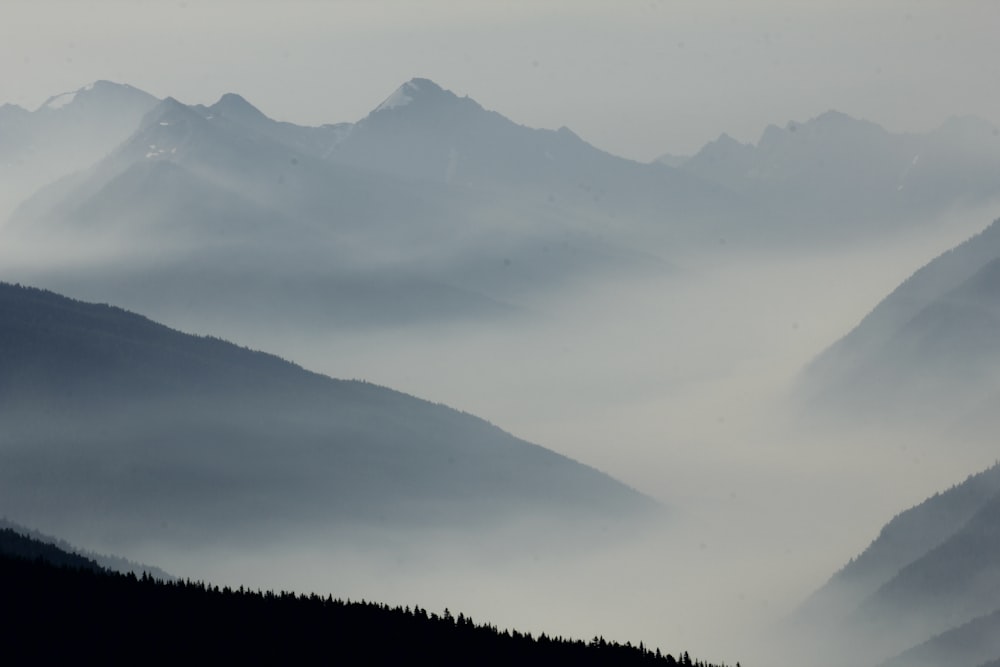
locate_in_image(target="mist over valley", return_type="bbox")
[2,5,1000,663]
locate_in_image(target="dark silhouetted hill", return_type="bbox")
[0,528,731,666]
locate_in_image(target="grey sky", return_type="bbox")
[2,0,997,161]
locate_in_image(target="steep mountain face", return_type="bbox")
[0,80,158,216]
[680,112,1000,238]
[790,463,1000,667]
[0,282,656,551]
[800,217,1000,426]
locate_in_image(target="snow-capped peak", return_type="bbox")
[40,90,79,111]
[374,80,421,113]
[36,81,141,112]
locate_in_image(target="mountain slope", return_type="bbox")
[849,489,1000,655]
[797,463,1000,626]
[800,217,1000,425]
[0,517,172,579]
[0,282,656,551]
[0,80,158,216]
[879,609,1000,667]
[790,462,1000,666]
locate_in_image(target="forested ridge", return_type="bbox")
[0,538,733,666]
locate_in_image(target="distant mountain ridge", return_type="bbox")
[674,111,1000,237]
[4,79,684,335]
[5,78,998,244]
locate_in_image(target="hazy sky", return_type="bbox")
[2,0,997,161]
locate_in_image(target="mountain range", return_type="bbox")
[4,79,999,341]
[4,77,1000,666]
[670,111,1000,239]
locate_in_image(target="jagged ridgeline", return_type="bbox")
[9,79,999,341]
[0,282,657,549]
[0,528,732,666]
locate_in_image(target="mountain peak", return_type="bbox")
[812,109,854,124]
[372,78,453,114]
[0,102,29,116]
[36,81,153,113]
[38,83,94,111]
[151,96,193,116]
[784,110,888,140]
[714,132,743,146]
[209,92,268,123]
[691,132,751,159]
[133,96,205,136]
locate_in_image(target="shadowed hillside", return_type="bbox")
[0,282,657,552]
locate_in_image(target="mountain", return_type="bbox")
[326,79,743,239]
[879,610,1000,667]
[678,112,1000,239]
[197,92,351,158]
[0,282,656,552]
[0,517,171,579]
[0,80,158,216]
[6,93,536,329]
[854,489,1000,661]
[1,528,723,666]
[4,81,684,334]
[790,462,1000,667]
[800,216,1000,427]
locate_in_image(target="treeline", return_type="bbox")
[0,520,174,580]
[0,527,103,572]
[1,539,734,665]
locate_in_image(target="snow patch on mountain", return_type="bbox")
[41,90,78,111]
[375,80,420,112]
